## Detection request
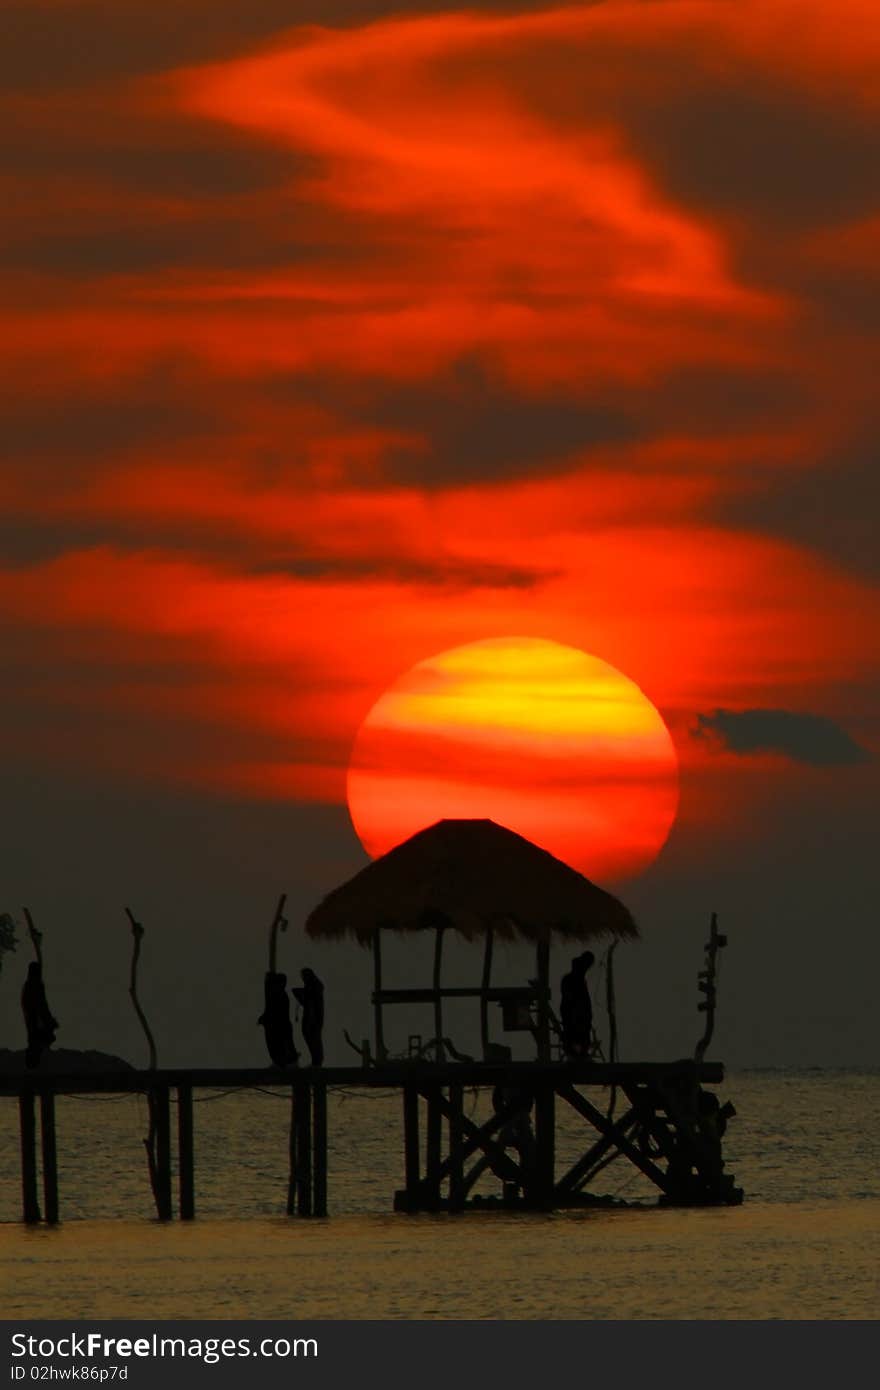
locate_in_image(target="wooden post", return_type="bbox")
[533,1084,555,1207]
[286,1087,297,1216]
[313,1081,328,1218]
[153,1085,173,1221]
[403,1084,420,1207]
[19,1090,41,1225]
[295,1082,313,1216]
[448,1082,464,1211]
[433,927,445,1064]
[40,1091,59,1225]
[480,928,494,1059]
[372,931,386,1063]
[535,938,551,1061]
[177,1083,195,1220]
[425,1085,442,1209]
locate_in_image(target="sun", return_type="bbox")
[346,636,679,884]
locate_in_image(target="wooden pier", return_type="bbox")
[1,1060,742,1224]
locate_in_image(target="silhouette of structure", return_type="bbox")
[306,818,636,1064]
[2,822,742,1223]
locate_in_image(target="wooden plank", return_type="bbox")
[555,1105,638,1194]
[425,1089,523,1187]
[40,1091,59,1225]
[373,986,537,1004]
[0,1060,725,1095]
[177,1082,195,1221]
[312,1081,328,1218]
[19,1090,41,1224]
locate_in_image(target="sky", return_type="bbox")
[1,0,878,1068]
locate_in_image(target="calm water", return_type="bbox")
[1,1072,877,1319]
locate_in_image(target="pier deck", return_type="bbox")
[2,1060,741,1223]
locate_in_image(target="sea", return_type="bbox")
[0,1071,877,1320]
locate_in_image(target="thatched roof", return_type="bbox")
[305,818,638,945]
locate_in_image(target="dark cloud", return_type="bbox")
[0,221,331,276]
[374,361,639,486]
[0,519,553,592]
[651,365,804,434]
[719,427,880,579]
[626,77,880,230]
[289,357,642,488]
[693,709,870,765]
[0,107,303,198]
[283,358,803,490]
[0,368,216,464]
[0,1,533,90]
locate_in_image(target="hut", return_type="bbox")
[306,818,637,1063]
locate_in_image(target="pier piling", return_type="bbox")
[403,1084,420,1206]
[19,1089,41,1225]
[313,1081,328,1217]
[448,1082,465,1211]
[40,1091,59,1225]
[153,1085,173,1221]
[177,1082,195,1220]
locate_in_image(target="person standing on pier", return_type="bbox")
[559,950,595,1058]
[21,960,59,1068]
[258,971,299,1068]
[293,967,325,1066]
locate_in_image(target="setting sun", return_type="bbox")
[346,637,679,883]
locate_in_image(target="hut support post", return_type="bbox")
[177,1083,195,1220]
[372,931,386,1063]
[403,1084,420,1207]
[153,1085,173,1221]
[480,928,494,1060]
[19,1090,41,1225]
[535,939,551,1061]
[425,1085,442,1209]
[313,1082,328,1217]
[40,1091,59,1225]
[448,1082,464,1211]
[433,927,445,1063]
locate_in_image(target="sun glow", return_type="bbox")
[346,637,679,884]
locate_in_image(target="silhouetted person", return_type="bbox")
[492,1083,537,1174]
[559,950,595,1058]
[292,967,324,1066]
[696,1089,736,1179]
[258,971,299,1068]
[21,961,58,1068]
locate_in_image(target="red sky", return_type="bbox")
[1,1,878,1064]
